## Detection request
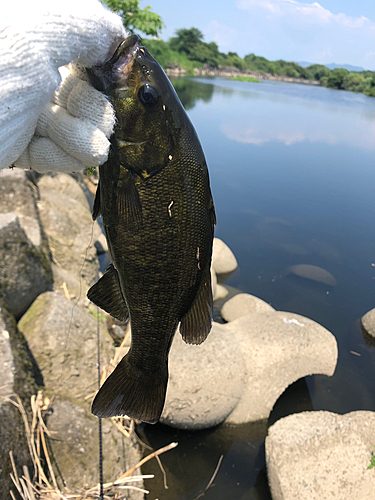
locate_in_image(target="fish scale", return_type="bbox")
[87,34,215,423]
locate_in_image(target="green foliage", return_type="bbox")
[324,68,350,89]
[169,28,220,67]
[102,0,163,36]
[142,38,200,75]
[306,64,331,80]
[368,448,375,470]
[243,54,311,79]
[85,166,98,178]
[243,53,274,74]
[220,52,247,71]
[170,28,204,55]
[139,25,375,99]
[231,76,259,83]
[342,73,367,93]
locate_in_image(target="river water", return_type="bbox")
[138,77,375,499]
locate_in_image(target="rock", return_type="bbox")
[212,238,238,276]
[214,283,229,300]
[224,311,338,424]
[0,303,38,499]
[94,231,108,254]
[160,322,245,429]
[307,239,341,262]
[361,308,375,338]
[18,291,112,403]
[38,173,90,209]
[287,264,336,286]
[37,175,99,286]
[266,410,375,500]
[221,293,275,322]
[47,397,143,497]
[0,168,44,248]
[0,212,53,318]
[38,173,106,254]
[51,263,90,308]
[211,265,217,299]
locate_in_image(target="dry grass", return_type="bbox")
[6,329,178,500]
[8,392,177,499]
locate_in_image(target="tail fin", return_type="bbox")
[91,353,168,424]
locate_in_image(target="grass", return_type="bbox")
[6,332,178,500]
[231,76,260,83]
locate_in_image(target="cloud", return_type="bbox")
[218,85,375,151]
[205,21,238,48]
[222,125,306,146]
[237,0,375,30]
[233,0,375,68]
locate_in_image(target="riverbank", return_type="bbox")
[165,63,320,85]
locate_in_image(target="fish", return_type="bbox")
[86,34,216,423]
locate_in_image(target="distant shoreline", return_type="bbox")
[165,64,320,86]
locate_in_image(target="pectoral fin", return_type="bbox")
[179,269,213,345]
[87,264,129,322]
[116,170,142,231]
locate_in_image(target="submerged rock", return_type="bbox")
[287,264,336,286]
[221,293,274,322]
[161,322,245,429]
[266,410,375,500]
[224,311,338,424]
[0,212,53,318]
[361,308,375,338]
[212,238,238,277]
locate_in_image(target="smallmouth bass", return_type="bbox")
[87,35,215,423]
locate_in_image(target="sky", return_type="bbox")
[140,0,375,70]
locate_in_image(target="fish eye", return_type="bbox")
[138,85,159,109]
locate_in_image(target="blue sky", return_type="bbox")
[140,0,375,70]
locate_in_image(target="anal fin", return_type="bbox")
[179,269,213,345]
[87,264,129,322]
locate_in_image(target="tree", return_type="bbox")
[102,0,163,37]
[169,28,220,67]
[342,73,366,93]
[169,28,204,56]
[306,64,331,81]
[325,68,349,89]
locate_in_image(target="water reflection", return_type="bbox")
[160,76,375,500]
[171,78,214,110]
[172,77,375,150]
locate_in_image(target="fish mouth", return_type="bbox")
[87,34,141,93]
[110,35,141,85]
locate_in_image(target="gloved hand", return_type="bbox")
[0,0,127,173]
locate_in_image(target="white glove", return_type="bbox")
[0,0,127,173]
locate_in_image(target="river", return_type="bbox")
[138,77,375,500]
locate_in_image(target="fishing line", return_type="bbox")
[59,221,95,385]
[97,307,104,500]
